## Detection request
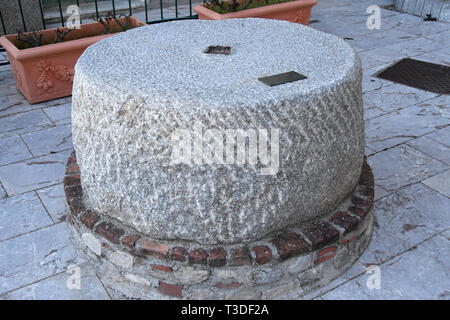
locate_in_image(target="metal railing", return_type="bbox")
[0,0,198,35]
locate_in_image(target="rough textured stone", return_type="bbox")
[81,232,101,256]
[283,254,312,274]
[109,250,134,269]
[173,266,210,285]
[72,18,364,244]
[225,289,262,300]
[251,268,283,285]
[265,282,297,299]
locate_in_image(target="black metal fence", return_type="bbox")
[0,0,198,35]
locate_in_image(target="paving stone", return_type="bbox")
[0,223,84,295]
[0,95,25,116]
[415,51,450,66]
[22,125,73,156]
[323,235,450,299]
[0,110,53,137]
[43,102,72,126]
[36,183,68,222]
[0,135,32,166]
[360,183,450,265]
[368,145,448,192]
[0,263,110,300]
[347,29,417,52]
[304,261,367,299]
[0,191,53,241]
[363,83,439,115]
[366,104,448,152]
[362,66,393,94]
[407,135,450,164]
[0,150,71,195]
[426,125,450,147]
[374,185,390,201]
[422,170,450,198]
[381,12,450,37]
[0,184,6,199]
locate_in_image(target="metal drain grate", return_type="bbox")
[376,58,450,94]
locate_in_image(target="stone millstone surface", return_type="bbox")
[72,18,364,244]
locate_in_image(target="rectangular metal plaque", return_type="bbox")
[258,71,307,87]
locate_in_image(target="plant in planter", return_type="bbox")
[0,13,145,104]
[194,0,318,25]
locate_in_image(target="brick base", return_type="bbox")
[65,151,374,299]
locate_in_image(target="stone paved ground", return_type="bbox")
[0,0,449,300]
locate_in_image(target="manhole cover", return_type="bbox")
[376,58,450,94]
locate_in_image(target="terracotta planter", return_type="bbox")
[0,17,145,104]
[194,0,318,25]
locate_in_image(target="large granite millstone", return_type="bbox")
[72,18,364,244]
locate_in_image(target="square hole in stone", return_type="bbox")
[258,71,307,87]
[376,58,450,94]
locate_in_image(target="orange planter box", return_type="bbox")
[0,17,145,104]
[194,0,318,26]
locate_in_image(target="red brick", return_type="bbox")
[65,185,83,203]
[352,196,372,211]
[272,232,310,261]
[67,153,76,166]
[318,246,337,257]
[95,222,124,244]
[69,197,85,216]
[339,235,358,244]
[349,196,372,218]
[80,210,99,229]
[159,281,182,298]
[253,245,272,265]
[302,221,340,250]
[151,264,173,272]
[141,239,170,259]
[188,248,208,265]
[63,174,80,187]
[121,235,140,249]
[348,206,367,218]
[230,247,251,266]
[314,254,335,265]
[358,185,375,200]
[215,282,241,289]
[330,211,359,234]
[65,164,80,175]
[359,161,374,187]
[170,247,187,262]
[210,247,227,267]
